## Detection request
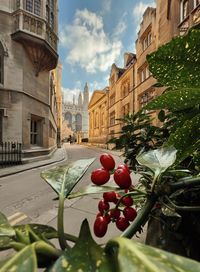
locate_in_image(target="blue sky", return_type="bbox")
[58,0,156,102]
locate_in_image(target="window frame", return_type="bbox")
[0,42,4,85]
[180,0,189,22]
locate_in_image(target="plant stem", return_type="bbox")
[57,193,69,250]
[115,191,146,209]
[165,196,200,212]
[121,194,157,239]
[169,176,200,191]
[34,241,61,258]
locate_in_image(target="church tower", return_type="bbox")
[83,83,89,109]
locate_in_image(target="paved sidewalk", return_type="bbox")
[0,146,67,178]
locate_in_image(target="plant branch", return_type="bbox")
[120,194,157,239]
[165,196,200,212]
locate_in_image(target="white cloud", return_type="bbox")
[60,8,122,74]
[132,1,156,33]
[101,0,112,14]
[113,13,127,38]
[62,87,81,103]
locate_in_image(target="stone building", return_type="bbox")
[107,53,136,141]
[134,0,200,117]
[63,83,89,141]
[88,87,109,148]
[0,0,59,160]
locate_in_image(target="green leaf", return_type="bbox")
[0,212,15,237]
[41,158,95,197]
[136,147,177,178]
[0,245,37,272]
[105,237,200,272]
[145,88,200,112]
[68,184,122,199]
[167,114,200,164]
[147,28,200,88]
[48,219,110,272]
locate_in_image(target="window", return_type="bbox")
[194,0,200,8]
[30,115,42,145]
[25,0,41,16]
[75,113,82,132]
[0,110,3,142]
[142,31,152,51]
[94,112,99,128]
[110,94,115,106]
[0,42,4,84]
[140,65,150,83]
[46,0,54,29]
[122,103,130,117]
[180,0,189,21]
[65,112,72,128]
[110,111,115,126]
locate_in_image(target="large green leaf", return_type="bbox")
[68,184,122,199]
[105,237,200,272]
[145,88,200,111]
[48,219,110,272]
[41,158,95,197]
[136,147,177,178]
[0,212,15,237]
[0,245,37,272]
[167,114,200,164]
[147,28,200,88]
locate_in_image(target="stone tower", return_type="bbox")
[82,83,89,137]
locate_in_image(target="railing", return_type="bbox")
[0,142,22,167]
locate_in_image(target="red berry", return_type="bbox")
[91,169,110,186]
[100,153,115,171]
[113,193,121,204]
[93,216,108,237]
[117,164,130,173]
[114,169,132,189]
[122,196,133,207]
[103,214,111,224]
[123,207,137,221]
[109,209,121,219]
[96,212,103,218]
[103,191,117,203]
[98,200,110,213]
[116,217,130,231]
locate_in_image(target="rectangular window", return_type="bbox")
[30,115,42,145]
[194,0,200,8]
[110,94,115,106]
[0,110,3,142]
[180,0,189,21]
[26,0,33,13]
[34,0,41,16]
[110,111,115,126]
[0,55,3,84]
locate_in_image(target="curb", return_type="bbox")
[0,150,67,178]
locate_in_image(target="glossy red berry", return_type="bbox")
[123,207,137,221]
[117,164,130,173]
[93,216,108,237]
[109,209,121,219]
[113,193,121,204]
[103,214,111,224]
[100,153,115,171]
[114,169,132,189]
[98,199,110,213]
[103,191,117,203]
[122,196,133,207]
[91,169,110,186]
[116,217,130,231]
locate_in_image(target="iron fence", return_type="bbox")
[0,142,22,167]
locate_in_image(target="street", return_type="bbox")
[0,144,145,260]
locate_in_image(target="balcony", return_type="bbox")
[179,5,200,36]
[11,9,58,75]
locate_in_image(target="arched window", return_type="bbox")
[75,114,82,132]
[65,112,72,128]
[25,0,41,16]
[0,42,4,84]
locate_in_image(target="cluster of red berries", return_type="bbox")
[91,153,137,238]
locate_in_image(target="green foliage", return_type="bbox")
[136,147,177,180]
[0,212,15,237]
[147,28,200,89]
[41,158,95,197]
[0,245,37,272]
[106,237,200,272]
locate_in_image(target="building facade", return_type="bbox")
[107,53,136,141]
[62,83,89,141]
[88,87,109,148]
[0,0,59,160]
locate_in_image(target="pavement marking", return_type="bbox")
[8,212,28,226]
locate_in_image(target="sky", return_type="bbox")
[58,0,156,103]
